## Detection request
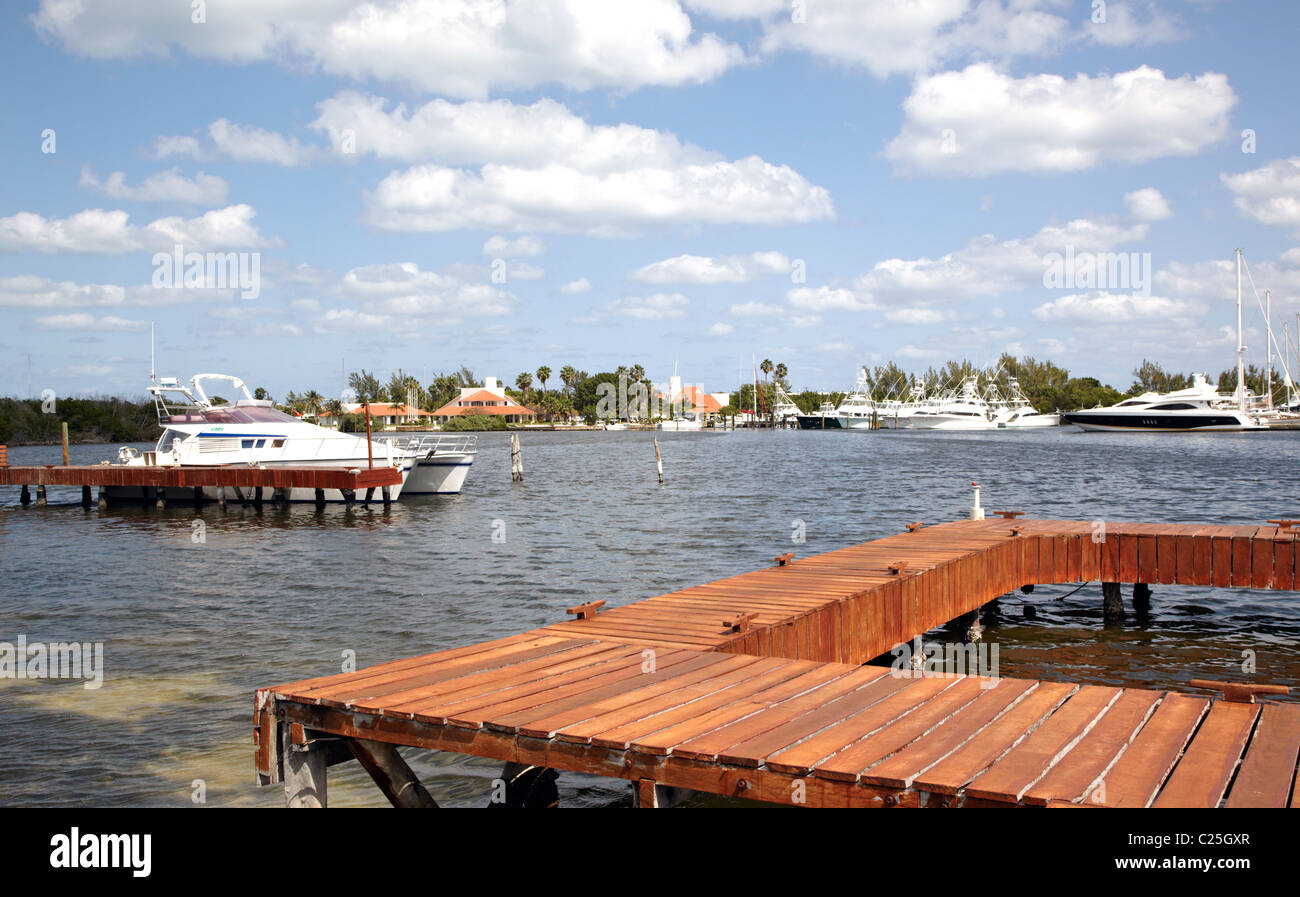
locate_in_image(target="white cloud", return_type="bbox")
[1032,291,1204,323]
[630,251,790,283]
[708,322,733,335]
[1221,158,1300,229]
[885,307,948,325]
[884,64,1236,176]
[596,293,690,320]
[33,313,150,331]
[787,285,876,312]
[335,261,517,321]
[35,0,743,98]
[79,166,229,204]
[367,157,833,236]
[0,275,125,308]
[1082,0,1187,47]
[1124,187,1172,222]
[154,119,318,166]
[730,301,784,316]
[559,277,592,294]
[482,234,545,257]
[0,205,277,253]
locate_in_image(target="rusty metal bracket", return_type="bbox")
[723,612,757,633]
[773,552,795,567]
[888,561,908,575]
[904,522,923,533]
[993,510,1025,519]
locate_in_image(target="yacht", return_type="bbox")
[796,401,847,429]
[994,379,1061,428]
[772,386,802,427]
[374,433,477,493]
[656,414,704,431]
[835,369,877,429]
[1063,374,1267,431]
[898,377,1000,430]
[109,373,420,502]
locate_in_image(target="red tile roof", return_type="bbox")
[432,390,535,417]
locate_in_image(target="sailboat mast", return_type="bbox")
[1266,289,1273,409]
[1236,248,1246,411]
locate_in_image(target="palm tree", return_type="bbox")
[761,358,774,381]
[774,362,788,386]
[303,389,324,419]
[629,364,645,383]
[515,372,532,403]
[559,365,577,396]
[536,365,551,397]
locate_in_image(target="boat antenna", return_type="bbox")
[150,322,156,384]
[1235,248,1246,411]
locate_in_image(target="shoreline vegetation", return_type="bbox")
[1,355,1283,446]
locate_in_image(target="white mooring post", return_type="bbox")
[970,481,984,521]
[510,432,523,483]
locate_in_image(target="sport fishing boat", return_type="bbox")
[1062,374,1266,431]
[109,373,420,502]
[994,378,1061,428]
[374,433,477,493]
[796,401,847,429]
[899,376,1000,430]
[835,369,877,429]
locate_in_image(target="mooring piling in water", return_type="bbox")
[510,432,523,483]
[654,436,663,485]
[254,516,1300,809]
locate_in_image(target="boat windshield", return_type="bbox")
[161,405,301,425]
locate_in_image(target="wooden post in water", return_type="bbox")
[216,486,227,510]
[20,484,30,505]
[1102,581,1125,622]
[364,404,374,469]
[1133,582,1152,617]
[82,485,92,508]
[654,437,663,485]
[61,422,69,466]
[314,488,326,510]
[510,432,523,483]
[36,485,47,506]
[97,486,107,509]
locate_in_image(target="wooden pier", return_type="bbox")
[254,517,1300,808]
[1,446,402,508]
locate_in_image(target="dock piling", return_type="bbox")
[283,726,328,809]
[1102,582,1125,622]
[654,437,663,485]
[1133,582,1152,616]
[314,488,326,510]
[61,422,69,466]
[20,484,30,505]
[347,739,438,808]
[511,432,524,483]
[81,485,92,508]
[36,485,47,507]
[216,486,227,510]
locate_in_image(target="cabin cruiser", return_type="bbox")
[373,433,477,493]
[771,386,802,426]
[656,413,704,431]
[109,373,419,502]
[1063,374,1267,431]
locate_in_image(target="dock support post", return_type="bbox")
[36,485,47,507]
[1132,582,1152,618]
[363,487,374,506]
[20,485,30,505]
[282,726,328,809]
[233,486,248,507]
[381,486,391,508]
[342,488,355,506]
[314,488,326,510]
[347,739,439,808]
[1102,582,1125,622]
[633,778,694,809]
[154,487,166,509]
[254,487,263,511]
[487,762,558,808]
[511,432,523,483]
[81,485,92,508]
[97,487,107,509]
[216,486,227,511]
[192,486,203,508]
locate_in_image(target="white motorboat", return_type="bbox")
[835,369,877,429]
[898,377,1000,430]
[994,378,1060,428]
[656,414,704,431]
[772,386,802,426]
[1062,374,1266,431]
[796,401,846,429]
[374,433,477,493]
[109,373,418,502]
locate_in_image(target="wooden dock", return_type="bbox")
[1,447,402,508]
[254,517,1300,808]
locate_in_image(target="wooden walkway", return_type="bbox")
[254,517,1300,807]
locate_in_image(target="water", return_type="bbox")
[2,428,1298,807]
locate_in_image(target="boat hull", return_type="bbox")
[403,455,474,494]
[1063,412,1263,432]
[796,415,848,429]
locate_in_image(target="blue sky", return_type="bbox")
[3,0,1300,400]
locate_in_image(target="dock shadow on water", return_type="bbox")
[2,430,1298,807]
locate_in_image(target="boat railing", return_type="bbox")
[375,433,478,458]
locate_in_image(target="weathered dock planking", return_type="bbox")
[0,463,401,492]
[254,517,1300,808]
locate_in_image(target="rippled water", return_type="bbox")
[2,428,1298,807]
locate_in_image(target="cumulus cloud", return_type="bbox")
[630,251,790,283]
[33,313,150,331]
[708,322,733,335]
[0,205,277,253]
[34,0,743,98]
[1032,291,1204,323]
[483,234,545,257]
[1124,187,1172,222]
[335,261,516,320]
[586,292,690,321]
[79,166,229,205]
[884,64,1236,176]
[559,277,592,294]
[0,275,126,308]
[154,119,318,166]
[787,286,876,312]
[1221,158,1300,229]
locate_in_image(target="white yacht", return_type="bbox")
[374,433,477,493]
[656,414,705,431]
[772,386,802,426]
[1063,374,1266,432]
[899,377,1000,430]
[109,373,420,502]
[994,379,1060,428]
[835,369,877,429]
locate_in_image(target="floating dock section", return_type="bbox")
[255,517,1300,808]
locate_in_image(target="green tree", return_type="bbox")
[536,365,551,398]
[347,370,383,403]
[515,372,532,403]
